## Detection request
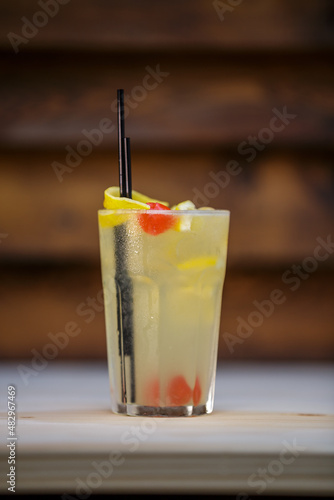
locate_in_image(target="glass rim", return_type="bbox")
[98,209,230,216]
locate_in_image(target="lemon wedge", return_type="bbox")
[104,186,169,209]
[131,189,169,207]
[104,187,150,210]
[177,256,218,271]
[171,200,195,211]
[100,187,170,228]
[98,211,123,228]
[171,200,195,231]
[100,187,149,228]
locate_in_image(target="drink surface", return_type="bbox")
[98,209,229,415]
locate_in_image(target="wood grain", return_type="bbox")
[0,266,333,360]
[1,0,333,363]
[0,151,333,266]
[0,53,333,148]
[1,0,333,51]
[0,363,333,494]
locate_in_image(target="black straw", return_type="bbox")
[117,89,126,197]
[115,89,135,405]
[123,137,132,199]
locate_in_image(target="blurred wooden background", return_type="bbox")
[0,0,333,361]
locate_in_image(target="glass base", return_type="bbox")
[112,402,210,417]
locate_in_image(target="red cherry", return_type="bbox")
[193,376,202,406]
[138,202,176,235]
[147,202,168,209]
[166,375,192,406]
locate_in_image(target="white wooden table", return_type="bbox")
[1,362,334,496]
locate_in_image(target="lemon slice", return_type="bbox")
[98,211,122,228]
[100,187,170,228]
[104,187,150,210]
[104,186,169,208]
[131,190,169,207]
[171,200,195,231]
[177,256,218,271]
[171,200,195,211]
[100,187,149,228]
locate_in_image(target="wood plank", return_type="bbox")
[0,151,333,266]
[0,53,333,148]
[0,363,333,494]
[1,0,334,51]
[0,266,333,361]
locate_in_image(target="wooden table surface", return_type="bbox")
[1,362,334,496]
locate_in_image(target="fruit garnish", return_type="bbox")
[98,211,123,228]
[103,187,150,210]
[177,255,218,271]
[104,186,169,208]
[172,200,196,231]
[131,190,169,207]
[193,376,202,406]
[138,202,177,236]
[166,375,192,406]
[99,199,148,227]
[101,187,170,228]
[170,200,195,232]
[171,200,196,210]
[147,202,169,209]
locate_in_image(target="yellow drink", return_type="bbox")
[98,209,229,416]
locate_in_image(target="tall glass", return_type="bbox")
[98,209,230,416]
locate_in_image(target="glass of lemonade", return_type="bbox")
[98,208,230,416]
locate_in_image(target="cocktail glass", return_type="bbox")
[98,208,230,416]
